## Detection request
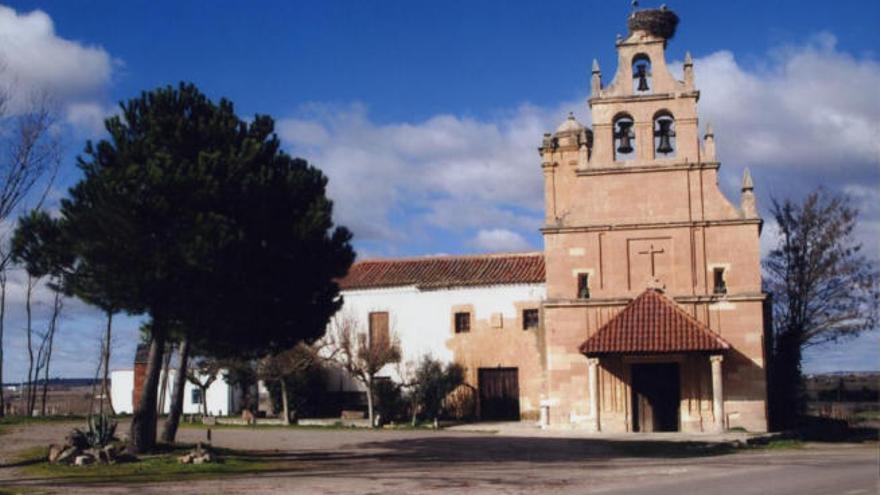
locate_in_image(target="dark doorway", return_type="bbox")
[478,367,520,421]
[631,362,680,432]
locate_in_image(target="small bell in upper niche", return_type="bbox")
[615,120,635,154]
[634,64,650,92]
[654,118,675,154]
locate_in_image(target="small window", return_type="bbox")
[577,273,591,299]
[713,268,727,295]
[369,311,390,349]
[454,312,471,333]
[523,309,539,330]
[191,388,202,405]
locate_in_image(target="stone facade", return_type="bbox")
[335,9,769,433]
[538,10,768,432]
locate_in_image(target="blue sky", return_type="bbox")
[0,1,877,380]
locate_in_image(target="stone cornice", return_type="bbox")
[541,217,761,235]
[576,161,719,177]
[589,91,700,107]
[543,292,767,308]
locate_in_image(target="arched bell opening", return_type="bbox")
[653,111,676,158]
[632,54,653,95]
[613,114,636,162]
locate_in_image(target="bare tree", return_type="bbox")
[186,358,222,417]
[0,81,61,417]
[37,288,63,415]
[0,253,6,416]
[764,188,880,429]
[257,343,321,425]
[23,274,38,415]
[324,313,401,427]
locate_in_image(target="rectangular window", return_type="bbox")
[713,268,727,294]
[577,273,591,299]
[369,311,390,349]
[523,309,539,330]
[191,388,202,405]
[454,312,471,333]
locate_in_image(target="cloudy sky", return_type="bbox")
[0,1,877,381]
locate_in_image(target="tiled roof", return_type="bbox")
[579,289,730,355]
[339,252,545,290]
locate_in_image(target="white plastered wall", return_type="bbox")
[335,283,546,382]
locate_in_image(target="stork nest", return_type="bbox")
[628,8,679,40]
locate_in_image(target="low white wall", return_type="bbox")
[111,369,234,416]
[110,370,134,414]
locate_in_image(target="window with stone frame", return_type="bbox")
[369,311,390,349]
[454,312,471,333]
[713,267,727,295]
[577,273,591,299]
[522,309,540,330]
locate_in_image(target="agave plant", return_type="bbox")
[72,414,118,449]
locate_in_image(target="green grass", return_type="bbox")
[16,444,274,484]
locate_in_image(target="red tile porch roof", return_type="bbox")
[579,289,730,355]
[338,252,545,290]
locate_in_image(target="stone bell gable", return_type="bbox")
[539,6,769,433]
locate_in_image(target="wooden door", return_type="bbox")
[631,363,680,432]
[478,368,520,421]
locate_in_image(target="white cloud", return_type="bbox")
[282,35,880,256]
[689,33,880,173]
[278,101,580,246]
[64,101,115,136]
[469,228,534,252]
[0,5,116,133]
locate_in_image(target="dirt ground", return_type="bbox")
[0,420,876,494]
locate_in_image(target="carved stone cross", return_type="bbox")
[637,243,665,276]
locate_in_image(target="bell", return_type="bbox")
[634,64,649,92]
[655,119,676,154]
[615,121,634,154]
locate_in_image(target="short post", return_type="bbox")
[539,404,549,429]
[710,354,724,432]
[587,357,600,432]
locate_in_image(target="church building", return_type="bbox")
[337,7,769,433]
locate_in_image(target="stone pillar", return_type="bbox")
[587,357,600,432]
[710,354,725,432]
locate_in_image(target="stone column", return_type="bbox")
[587,357,600,432]
[710,354,725,432]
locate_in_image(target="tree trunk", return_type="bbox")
[201,386,209,416]
[129,327,167,454]
[25,276,35,416]
[0,269,6,418]
[157,342,174,414]
[365,375,375,427]
[40,289,62,416]
[280,379,290,425]
[771,329,805,430]
[100,312,115,415]
[161,337,189,443]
